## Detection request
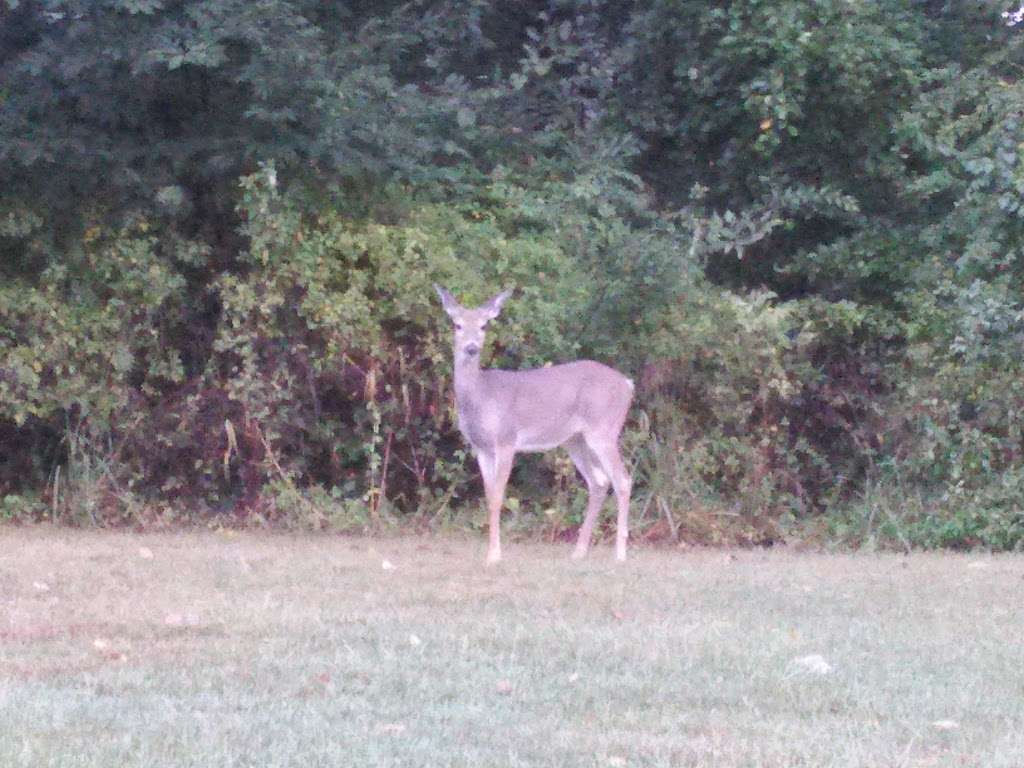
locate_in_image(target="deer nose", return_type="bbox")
[464,343,480,356]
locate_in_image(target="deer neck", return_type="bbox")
[453,356,484,404]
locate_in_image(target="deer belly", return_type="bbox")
[513,420,583,452]
[515,438,567,452]
[458,402,578,453]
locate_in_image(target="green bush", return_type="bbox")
[2,0,1023,548]
[0,165,687,526]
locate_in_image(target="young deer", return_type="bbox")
[435,286,634,564]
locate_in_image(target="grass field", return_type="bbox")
[1,527,1022,767]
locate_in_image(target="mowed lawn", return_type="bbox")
[1,528,1022,767]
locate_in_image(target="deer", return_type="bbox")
[435,286,634,564]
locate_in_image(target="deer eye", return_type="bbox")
[454,323,463,331]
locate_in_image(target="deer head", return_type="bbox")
[434,285,513,367]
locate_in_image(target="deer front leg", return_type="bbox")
[478,448,514,565]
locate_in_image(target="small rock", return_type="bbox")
[791,654,833,675]
[932,720,959,731]
[408,633,422,647]
[381,559,396,571]
[138,547,154,560]
[496,679,513,695]
[164,612,200,627]
[32,581,50,592]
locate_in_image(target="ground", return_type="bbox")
[1,527,1022,767]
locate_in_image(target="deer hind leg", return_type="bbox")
[584,436,632,562]
[478,448,514,565]
[566,436,610,560]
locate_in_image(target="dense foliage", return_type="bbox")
[2,0,1023,548]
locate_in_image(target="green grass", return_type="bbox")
[2,527,1023,767]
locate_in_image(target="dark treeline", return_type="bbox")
[1,0,1022,548]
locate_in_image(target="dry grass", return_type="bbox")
[1,526,1023,767]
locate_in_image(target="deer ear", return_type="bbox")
[481,288,513,320]
[434,284,460,318]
